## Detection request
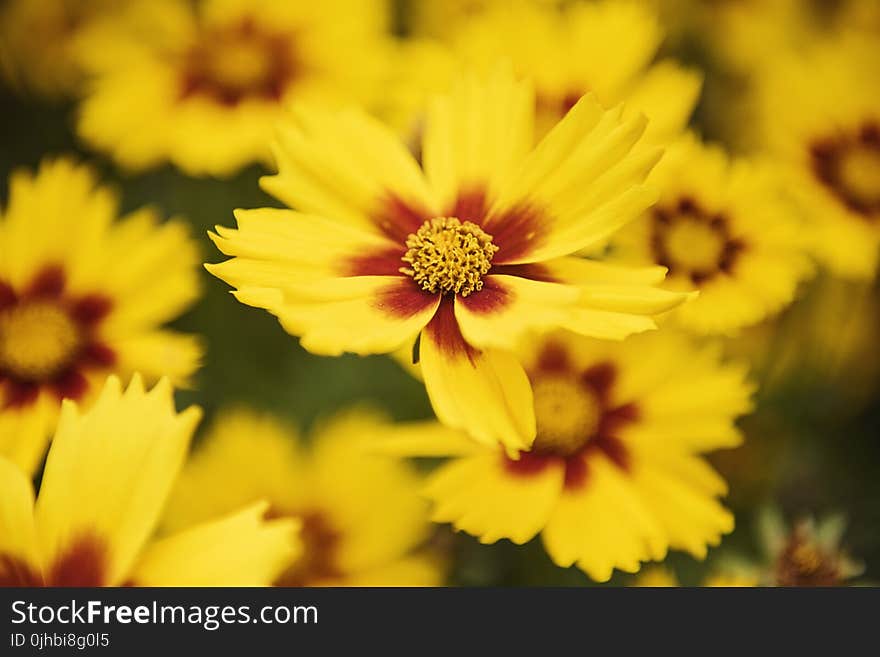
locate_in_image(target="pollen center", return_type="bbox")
[206,39,274,94]
[531,375,601,457]
[663,217,726,273]
[839,145,880,207]
[401,217,499,296]
[0,301,82,381]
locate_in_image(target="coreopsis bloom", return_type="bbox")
[208,69,689,452]
[377,330,753,582]
[0,376,297,586]
[610,134,814,335]
[754,33,880,279]
[451,0,701,140]
[162,408,442,586]
[76,0,391,176]
[0,158,201,474]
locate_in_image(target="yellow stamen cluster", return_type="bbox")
[531,375,601,457]
[401,217,498,296]
[663,217,726,273]
[0,301,81,380]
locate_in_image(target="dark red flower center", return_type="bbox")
[651,196,745,284]
[0,265,114,409]
[179,17,299,106]
[505,342,638,490]
[271,510,342,587]
[811,122,880,219]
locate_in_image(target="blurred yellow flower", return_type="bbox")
[0,158,202,474]
[753,33,880,279]
[450,0,701,140]
[76,0,391,176]
[0,0,125,97]
[0,375,297,586]
[208,69,689,453]
[611,134,814,335]
[378,330,753,582]
[163,408,443,586]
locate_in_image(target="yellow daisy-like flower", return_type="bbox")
[163,408,442,587]
[76,0,391,176]
[0,0,123,97]
[0,376,297,586]
[208,69,690,453]
[0,158,202,474]
[378,330,753,582]
[754,33,880,279]
[451,0,701,140]
[611,134,814,335]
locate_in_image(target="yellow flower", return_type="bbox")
[450,0,701,140]
[163,408,443,587]
[377,330,753,582]
[76,0,392,176]
[0,157,202,474]
[208,69,689,453]
[0,376,297,586]
[753,33,880,279]
[0,0,124,97]
[611,134,814,335]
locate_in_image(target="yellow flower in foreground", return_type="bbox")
[76,0,391,176]
[378,330,753,582]
[0,158,202,474]
[451,0,701,140]
[754,33,880,279]
[611,134,814,335]
[208,69,689,453]
[0,376,297,586]
[163,409,442,587]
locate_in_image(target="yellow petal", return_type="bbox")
[426,452,564,545]
[0,457,41,584]
[454,275,580,351]
[419,300,535,453]
[235,276,440,357]
[422,66,534,209]
[132,502,299,586]
[35,375,201,586]
[542,454,667,581]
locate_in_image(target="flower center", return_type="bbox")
[206,39,275,94]
[775,533,841,587]
[811,123,880,217]
[0,301,81,381]
[663,217,727,273]
[838,144,880,208]
[274,511,342,586]
[531,375,601,457]
[651,199,743,284]
[401,217,498,296]
[180,20,296,105]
